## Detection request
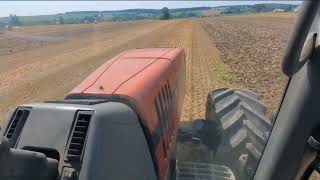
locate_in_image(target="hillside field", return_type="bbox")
[0,13,296,123]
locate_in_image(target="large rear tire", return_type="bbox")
[205,88,273,179]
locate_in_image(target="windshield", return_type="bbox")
[0,1,303,180]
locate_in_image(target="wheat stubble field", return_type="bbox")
[0,13,296,124]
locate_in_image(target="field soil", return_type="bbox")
[0,13,296,124]
[201,13,297,113]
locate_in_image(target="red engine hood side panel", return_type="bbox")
[81,58,157,94]
[114,59,171,133]
[161,48,184,61]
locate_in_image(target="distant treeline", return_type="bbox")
[0,7,208,26]
[215,3,298,14]
[0,4,299,27]
[65,7,211,14]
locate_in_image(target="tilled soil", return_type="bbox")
[0,14,297,124]
[201,14,297,113]
[0,19,229,123]
[0,20,174,122]
[154,20,231,121]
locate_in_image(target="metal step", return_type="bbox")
[176,162,235,180]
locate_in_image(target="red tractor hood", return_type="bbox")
[70,48,176,94]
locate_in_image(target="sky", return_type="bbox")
[0,1,302,17]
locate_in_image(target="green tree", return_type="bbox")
[284,5,294,12]
[160,7,170,20]
[254,4,266,13]
[59,16,64,25]
[98,13,104,22]
[9,14,21,26]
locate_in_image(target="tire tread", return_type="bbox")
[206,88,272,179]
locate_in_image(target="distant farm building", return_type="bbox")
[202,9,221,17]
[273,8,285,12]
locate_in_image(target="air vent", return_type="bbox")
[66,111,92,162]
[5,108,30,147]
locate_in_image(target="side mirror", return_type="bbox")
[299,34,317,63]
[282,1,320,76]
[192,119,204,131]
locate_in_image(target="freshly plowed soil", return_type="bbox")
[0,13,296,124]
[201,13,297,113]
[0,19,229,123]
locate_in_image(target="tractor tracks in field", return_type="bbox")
[0,20,176,123]
[155,20,232,121]
[0,19,231,123]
